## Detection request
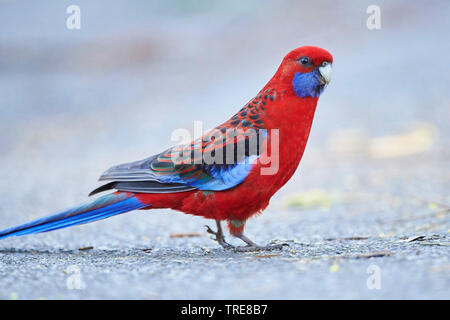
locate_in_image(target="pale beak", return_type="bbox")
[318,62,332,85]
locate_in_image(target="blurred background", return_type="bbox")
[0,0,449,299]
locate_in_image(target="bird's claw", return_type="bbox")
[204,225,215,236]
[204,224,289,252]
[204,225,233,249]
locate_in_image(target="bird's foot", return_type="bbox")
[204,224,233,249]
[205,222,289,252]
[232,235,288,252]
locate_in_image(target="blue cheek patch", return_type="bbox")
[292,70,324,98]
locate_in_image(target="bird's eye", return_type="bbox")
[321,61,329,67]
[299,57,311,65]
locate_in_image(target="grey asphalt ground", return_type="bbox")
[0,1,449,299]
[1,152,449,299]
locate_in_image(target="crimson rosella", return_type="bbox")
[0,46,333,251]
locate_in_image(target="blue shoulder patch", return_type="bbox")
[191,154,258,191]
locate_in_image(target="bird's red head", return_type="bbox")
[270,46,333,98]
[281,46,333,72]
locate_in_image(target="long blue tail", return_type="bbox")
[0,193,148,240]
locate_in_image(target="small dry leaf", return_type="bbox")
[352,251,392,259]
[170,232,202,238]
[78,246,93,251]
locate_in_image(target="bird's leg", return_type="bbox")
[206,219,288,252]
[205,220,233,249]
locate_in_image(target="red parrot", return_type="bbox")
[0,46,333,251]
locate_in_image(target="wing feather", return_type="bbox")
[89,91,272,196]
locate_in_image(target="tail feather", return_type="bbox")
[0,192,148,240]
